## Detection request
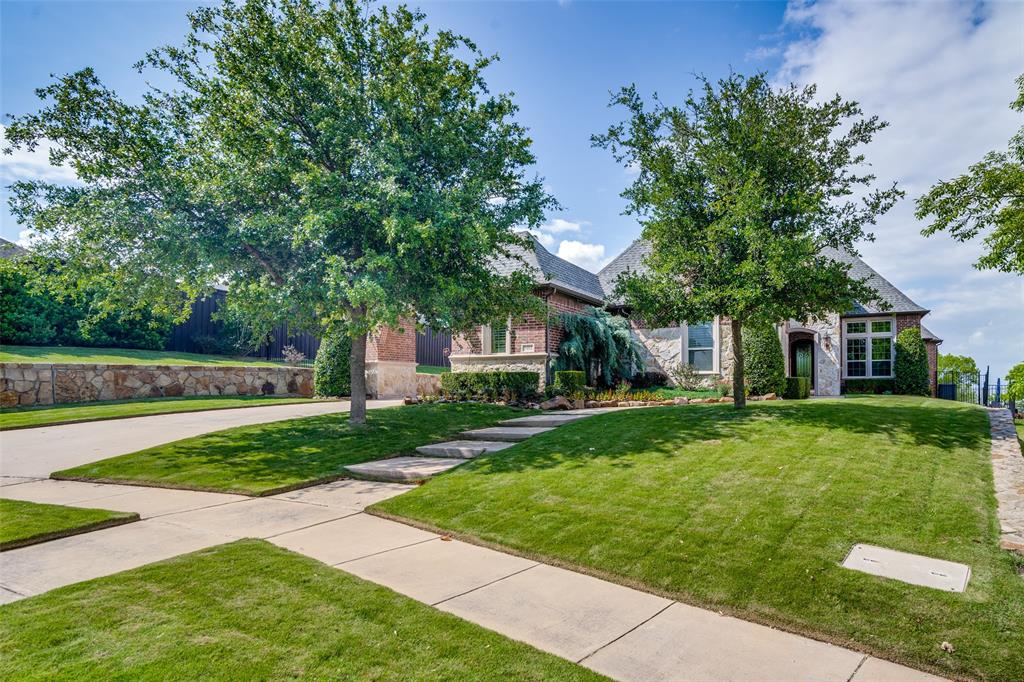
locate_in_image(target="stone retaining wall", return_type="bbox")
[448,352,549,389]
[0,363,313,407]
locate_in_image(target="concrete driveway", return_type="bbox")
[0,399,402,478]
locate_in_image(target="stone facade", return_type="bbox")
[781,315,842,397]
[365,318,418,399]
[632,327,684,376]
[415,372,441,396]
[448,352,549,389]
[0,363,313,407]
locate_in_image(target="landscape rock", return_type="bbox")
[585,400,600,409]
[540,395,572,411]
[763,393,778,400]
[673,397,690,405]
[719,396,734,403]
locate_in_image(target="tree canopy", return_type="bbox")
[916,75,1024,275]
[937,353,978,377]
[4,0,553,422]
[594,73,900,407]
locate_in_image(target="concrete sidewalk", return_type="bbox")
[0,478,945,681]
[0,398,402,478]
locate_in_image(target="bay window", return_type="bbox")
[844,318,894,378]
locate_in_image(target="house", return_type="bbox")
[447,235,943,396]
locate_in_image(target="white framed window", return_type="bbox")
[683,320,718,373]
[481,318,511,355]
[843,317,894,378]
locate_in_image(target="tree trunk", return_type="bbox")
[349,309,368,425]
[730,318,747,409]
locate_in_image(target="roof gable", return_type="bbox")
[491,233,606,303]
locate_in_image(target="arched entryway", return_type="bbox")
[789,332,815,391]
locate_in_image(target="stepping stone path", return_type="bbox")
[988,408,1024,555]
[343,411,593,483]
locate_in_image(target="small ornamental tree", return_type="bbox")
[594,74,900,407]
[894,328,929,396]
[742,325,785,397]
[313,332,351,398]
[4,0,553,424]
[916,75,1024,275]
[555,306,644,387]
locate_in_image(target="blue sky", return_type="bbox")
[2,1,1022,376]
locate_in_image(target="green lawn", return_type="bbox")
[416,364,450,375]
[0,345,285,367]
[646,386,719,399]
[0,540,602,681]
[54,403,522,495]
[0,395,322,431]
[375,397,1024,681]
[0,499,138,551]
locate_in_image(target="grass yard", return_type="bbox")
[375,396,1024,681]
[0,345,285,367]
[0,540,602,681]
[53,403,522,495]
[646,386,719,399]
[0,395,320,431]
[0,499,137,551]
[416,364,450,375]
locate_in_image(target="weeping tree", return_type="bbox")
[554,306,644,387]
[4,0,552,424]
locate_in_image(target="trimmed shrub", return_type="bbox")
[440,371,539,402]
[630,371,669,389]
[844,378,896,395]
[554,370,586,394]
[742,324,786,397]
[894,327,929,396]
[313,332,351,397]
[784,377,810,400]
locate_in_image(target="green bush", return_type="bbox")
[440,371,540,402]
[313,332,351,397]
[784,377,810,400]
[0,255,172,350]
[844,378,896,395]
[554,370,586,394]
[742,324,786,396]
[894,327,929,396]
[630,371,669,389]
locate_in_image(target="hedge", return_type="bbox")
[783,377,810,399]
[554,370,586,394]
[313,332,351,397]
[630,371,669,389]
[895,327,930,396]
[743,324,786,397]
[440,371,540,401]
[844,378,895,395]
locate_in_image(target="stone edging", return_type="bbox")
[987,408,1024,554]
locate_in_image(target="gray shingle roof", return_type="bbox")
[493,233,606,303]
[920,324,942,342]
[597,239,928,316]
[0,237,28,260]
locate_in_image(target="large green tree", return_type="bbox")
[4,0,552,423]
[937,353,978,377]
[916,75,1024,274]
[594,74,901,408]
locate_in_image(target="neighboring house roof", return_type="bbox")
[494,233,606,303]
[597,239,929,316]
[920,324,942,343]
[0,237,29,260]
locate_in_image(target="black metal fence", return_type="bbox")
[937,366,1016,411]
[167,290,451,368]
[416,327,452,367]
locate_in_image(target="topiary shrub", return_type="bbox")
[440,371,540,402]
[742,324,786,397]
[554,370,586,394]
[894,327,929,396]
[313,332,351,397]
[784,377,810,400]
[630,370,668,389]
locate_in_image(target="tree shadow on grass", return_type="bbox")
[463,397,990,477]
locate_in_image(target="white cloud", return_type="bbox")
[0,125,79,185]
[529,229,557,248]
[746,45,781,61]
[539,217,585,234]
[556,239,611,272]
[776,0,1024,377]
[15,228,38,248]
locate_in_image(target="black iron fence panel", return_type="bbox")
[416,328,452,367]
[936,369,981,405]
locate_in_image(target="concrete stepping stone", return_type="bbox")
[344,456,467,483]
[499,414,590,427]
[460,426,553,442]
[415,440,515,459]
[841,543,971,592]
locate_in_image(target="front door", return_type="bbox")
[793,340,814,389]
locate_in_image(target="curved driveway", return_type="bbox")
[0,399,402,479]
